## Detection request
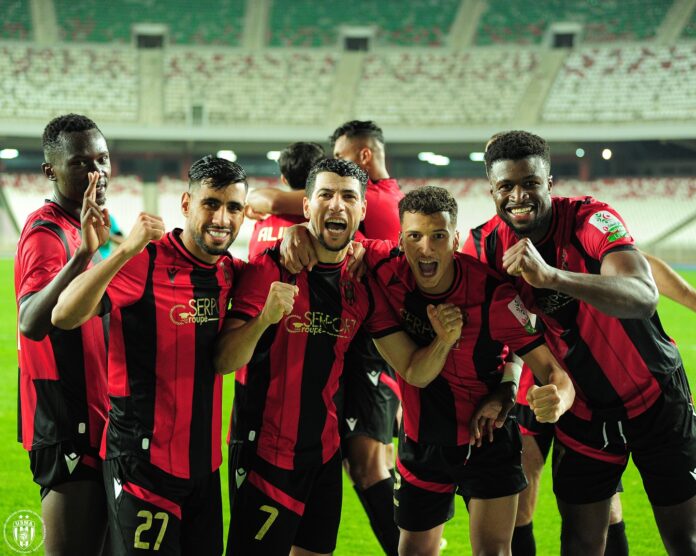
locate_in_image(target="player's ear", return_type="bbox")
[181,191,191,217]
[453,230,460,252]
[548,175,554,192]
[302,196,310,219]
[360,198,366,222]
[360,147,372,166]
[42,163,56,181]
[398,231,404,252]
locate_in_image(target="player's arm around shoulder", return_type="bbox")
[214,281,298,374]
[52,212,164,330]
[519,344,575,423]
[373,303,463,388]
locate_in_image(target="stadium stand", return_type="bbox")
[542,44,696,122]
[0,0,31,40]
[0,44,139,121]
[354,50,540,125]
[268,0,460,47]
[683,6,696,38]
[474,0,672,45]
[163,50,339,124]
[54,0,245,45]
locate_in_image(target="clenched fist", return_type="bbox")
[260,282,299,325]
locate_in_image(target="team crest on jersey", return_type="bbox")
[588,211,629,243]
[169,297,220,325]
[167,267,180,284]
[221,263,232,286]
[340,280,356,306]
[507,296,536,334]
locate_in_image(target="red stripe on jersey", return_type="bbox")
[396,459,455,494]
[379,371,401,401]
[123,482,182,520]
[81,454,100,470]
[555,427,627,465]
[248,470,305,515]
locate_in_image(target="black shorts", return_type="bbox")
[514,403,555,460]
[29,441,102,499]
[103,456,222,556]
[339,332,400,446]
[227,443,342,555]
[395,419,527,532]
[553,367,696,506]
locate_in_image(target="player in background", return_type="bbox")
[216,159,461,556]
[52,156,248,555]
[249,120,404,554]
[15,113,111,554]
[247,142,324,259]
[465,130,696,556]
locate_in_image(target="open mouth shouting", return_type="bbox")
[418,259,438,278]
[324,218,348,237]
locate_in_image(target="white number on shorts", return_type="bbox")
[134,510,170,550]
[254,505,279,541]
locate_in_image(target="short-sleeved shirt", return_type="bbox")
[101,229,243,479]
[229,248,402,470]
[15,200,108,452]
[364,241,545,446]
[248,214,307,260]
[464,196,682,420]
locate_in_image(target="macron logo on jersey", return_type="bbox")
[588,211,629,243]
[346,418,358,431]
[367,371,381,387]
[507,296,536,334]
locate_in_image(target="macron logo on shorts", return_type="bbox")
[367,371,381,387]
[690,468,696,482]
[113,478,122,498]
[346,418,358,431]
[236,468,247,488]
[64,452,79,475]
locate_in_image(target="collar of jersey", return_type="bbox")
[312,259,347,271]
[168,228,220,268]
[45,200,81,229]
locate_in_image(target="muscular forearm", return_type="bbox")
[19,248,94,340]
[214,317,271,374]
[52,247,132,329]
[547,269,657,318]
[247,188,303,216]
[644,253,696,313]
[397,337,453,388]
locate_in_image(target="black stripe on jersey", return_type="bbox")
[44,327,90,449]
[484,225,500,268]
[371,247,404,277]
[189,266,222,476]
[31,220,71,260]
[470,226,483,260]
[109,243,158,460]
[471,274,506,390]
[418,375,458,444]
[294,267,342,468]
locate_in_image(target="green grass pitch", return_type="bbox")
[0,259,694,554]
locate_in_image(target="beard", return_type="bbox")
[192,230,233,255]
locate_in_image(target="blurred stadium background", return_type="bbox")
[0,1,695,554]
[0,0,695,264]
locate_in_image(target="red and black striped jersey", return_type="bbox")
[248,214,307,260]
[229,248,401,470]
[101,229,243,479]
[15,201,108,452]
[464,196,682,421]
[364,241,545,446]
[356,178,403,243]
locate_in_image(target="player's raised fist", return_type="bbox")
[527,383,567,423]
[260,281,299,325]
[427,303,463,346]
[122,212,166,257]
[501,238,557,289]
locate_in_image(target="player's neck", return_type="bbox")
[367,162,390,182]
[309,233,348,265]
[51,189,81,221]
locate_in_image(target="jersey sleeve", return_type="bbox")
[489,282,545,356]
[575,200,635,260]
[363,277,402,338]
[228,253,280,321]
[103,249,151,310]
[16,227,69,302]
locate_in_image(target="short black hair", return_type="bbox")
[279,142,325,190]
[42,113,102,161]
[305,158,368,199]
[329,120,384,147]
[398,186,458,225]
[484,130,550,174]
[188,155,248,191]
